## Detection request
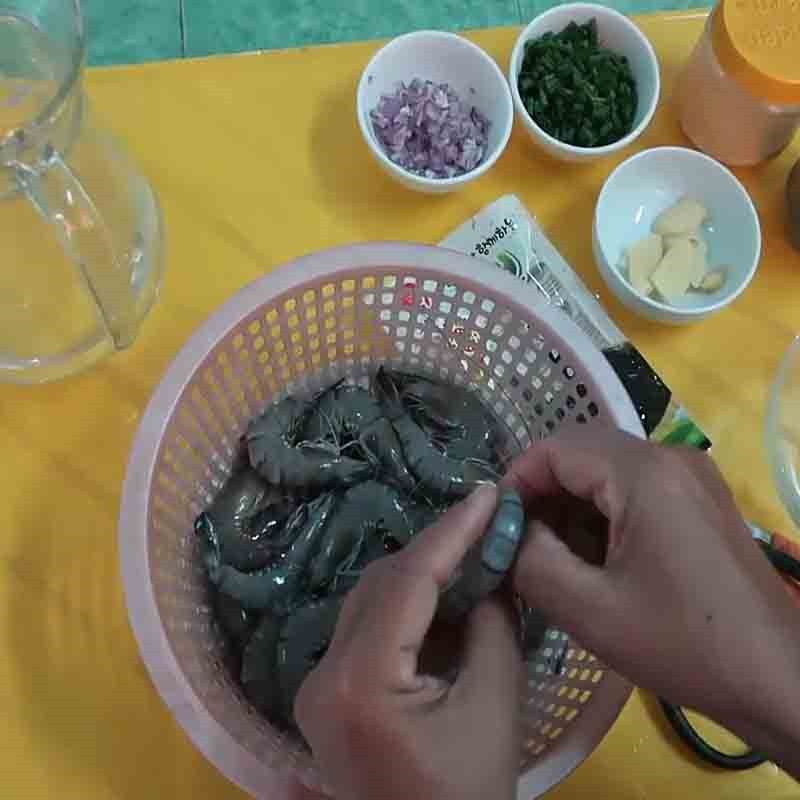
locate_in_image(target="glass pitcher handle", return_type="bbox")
[12,145,139,350]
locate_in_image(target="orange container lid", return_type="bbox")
[712,0,800,106]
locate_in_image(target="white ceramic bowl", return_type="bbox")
[593,147,761,324]
[357,31,513,193]
[509,4,660,162]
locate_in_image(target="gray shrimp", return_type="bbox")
[374,368,498,499]
[438,489,525,623]
[241,613,282,717]
[305,382,416,493]
[401,378,498,464]
[307,480,434,591]
[194,469,290,571]
[247,396,371,493]
[206,493,336,613]
[275,595,344,723]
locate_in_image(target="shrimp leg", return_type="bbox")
[306,383,417,493]
[248,396,371,493]
[402,378,497,464]
[374,368,498,500]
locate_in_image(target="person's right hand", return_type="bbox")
[505,426,800,774]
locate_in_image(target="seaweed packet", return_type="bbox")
[439,194,710,448]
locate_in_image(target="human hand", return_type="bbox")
[295,484,523,800]
[505,425,800,774]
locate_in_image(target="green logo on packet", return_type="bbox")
[495,250,530,282]
[659,420,710,449]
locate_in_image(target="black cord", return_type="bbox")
[658,539,800,771]
[757,540,800,582]
[658,700,767,770]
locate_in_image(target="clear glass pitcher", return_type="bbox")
[0,0,164,383]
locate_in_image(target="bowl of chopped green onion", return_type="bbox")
[509,4,660,162]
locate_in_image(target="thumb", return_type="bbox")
[513,520,613,640]
[455,597,522,707]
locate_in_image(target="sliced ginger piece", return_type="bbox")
[653,197,709,237]
[626,233,663,295]
[689,237,708,288]
[663,232,709,288]
[692,268,726,293]
[651,239,695,303]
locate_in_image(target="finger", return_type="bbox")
[454,597,523,707]
[330,484,499,689]
[400,482,499,583]
[503,425,642,521]
[512,519,613,638]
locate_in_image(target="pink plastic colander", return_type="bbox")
[119,243,643,799]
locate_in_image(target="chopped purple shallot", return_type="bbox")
[370,78,491,179]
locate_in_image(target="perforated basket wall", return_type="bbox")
[120,243,642,800]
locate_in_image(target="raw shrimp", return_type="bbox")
[438,490,525,622]
[307,480,434,591]
[247,396,371,493]
[402,377,497,464]
[375,368,498,499]
[241,614,282,716]
[305,383,416,493]
[275,595,344,723]
[196,489,305,577]
[194,469,289,571]
[206,493,336,613]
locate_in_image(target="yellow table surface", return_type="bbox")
[2,10,799,799]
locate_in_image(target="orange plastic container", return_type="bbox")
[676,0,800,166]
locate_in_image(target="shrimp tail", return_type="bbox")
[276,596,344,723]
[241,614,282,716]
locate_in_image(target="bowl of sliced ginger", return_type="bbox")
[593,146,761,324]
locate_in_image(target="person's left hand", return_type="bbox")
[295,484,523,800]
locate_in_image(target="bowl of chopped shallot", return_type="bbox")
[593,147,761,324]
[357,30,513,193]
